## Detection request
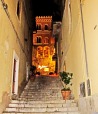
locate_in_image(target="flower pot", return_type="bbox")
[61,90,71,100]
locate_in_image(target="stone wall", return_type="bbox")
[78,95,98,114]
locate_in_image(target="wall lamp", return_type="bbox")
[3,3,8,9]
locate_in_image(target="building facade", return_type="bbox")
[0,0,32,112]
[58,0,98,114]
[32,16,56,75]
[1,0,98,114]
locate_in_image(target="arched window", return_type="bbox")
[36,24,42,30]
[36,25,38,30]
[37,36,42,43]
[37,37,39,43]
[37,46,43,58]
[44,37,49,44]
[44,46,50,57]
[45,24,49,30]
[39,25,41,30]
[39,37,41,43]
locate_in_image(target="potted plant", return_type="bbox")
[59,71,73,100]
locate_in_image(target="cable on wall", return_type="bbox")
[80,1,89,77]
[0,0,28,58]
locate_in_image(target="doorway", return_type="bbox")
[12,52,19,95]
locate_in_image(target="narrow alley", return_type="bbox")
[1,0,98,114]
[3,76,80,114]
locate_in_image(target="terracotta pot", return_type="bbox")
[61,90,71,100]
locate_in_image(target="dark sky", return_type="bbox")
[31,0,63,22]
[32,0,53,16]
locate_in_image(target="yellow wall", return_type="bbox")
[0,0,32,111]
[60,0,98,99]
[81,0,98,95]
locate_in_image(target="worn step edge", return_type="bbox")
[3,111,80,114]
[11,100,66,103]
[8,103,77,108]
[5,107,79,112]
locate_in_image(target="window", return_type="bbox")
[44,37,49,44]
[44,46,50,57]
[37,46,43,58]
[17,0,21,20]
[36,25,38,30]
[45,24,49,30]
[39,25,41,30]
[36,24,41,30]
[68,0,72,34]
[37,36,42,43]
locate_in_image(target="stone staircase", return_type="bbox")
[3,76,80,114]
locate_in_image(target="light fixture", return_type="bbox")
[3,3,8,9]
[44,68,49,71]
[38,65,47,69]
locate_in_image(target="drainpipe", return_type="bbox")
[80,1,89,77]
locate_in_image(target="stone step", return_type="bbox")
[26,86,63,89]
[19,98,63,101]
[18,98,63,101]
[5,107,78,112]
[20,94,62,98]
[8,102,77,108]
[21,93,62,96]
[24,85,62,87]
[3,76,80,114]
[19,97,63,100]
[20,92,62,95]
[22,90,61,93]
[20,96,62,98]
[25,86,61,89]
[3,111,80,114]
[23,90,62,92]
[25,90,62,91]
[24,88,61,92]
[22,90,62,92]
[20,94,62,97]
[11,100,76,104]
[25,86,61,88]
[21,91,62,94]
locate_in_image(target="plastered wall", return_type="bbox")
[0,0,32,112]
[59,0,98,113]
